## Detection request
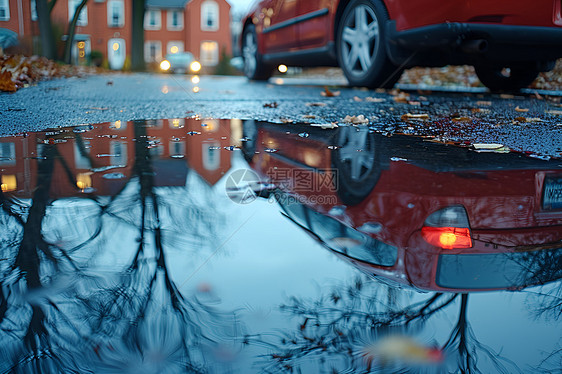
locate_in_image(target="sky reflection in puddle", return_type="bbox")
[0,119,561,373]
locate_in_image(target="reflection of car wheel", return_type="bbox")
[241,120,257,163]
[332,126,381,205]
[242,24,273,81]
[337,0,402,88]
[474,65,539,91]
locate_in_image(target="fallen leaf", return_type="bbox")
[514,106,529,112]
[0,70,17,92]
[264,102,278,108]
[393,92,410,103]
[311,123,338,129]
[106,80,114,85]
[546,110,562,115]
[401,113,429,121]
[514,117,527,122]
[306,102,327,107]
[321,87,340,97]
[343,115,369,124]
[476,101,492,106]
[302,115,316,119]
[353,96,363,102]
[365,97,385,103]
[452,116,471,122]
[500,94,514,99]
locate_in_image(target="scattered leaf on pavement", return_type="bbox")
[401,113,429,121]
[321,87,340,97]
[306,102,327,107]
[515,106,529,112]
[343,115,369,124]
[264,102,278,108]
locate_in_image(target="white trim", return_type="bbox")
[167,10,183,31]
[200,0,219,32]
[0,0,10,21]
[144,9,161,30]
[107,0,124,28]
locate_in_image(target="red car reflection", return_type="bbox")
[241,0,562,90]
[244,122,562,291]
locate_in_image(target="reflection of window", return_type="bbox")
[107,0,124,27]
[200,41,219,66]
[74,141,91,169]
[68,0,88,26]
[169,141,185,157]
[169,118,185,129]
[167,10,183,30]
[144,41,162,62]
[1,175,17,192]
[0,0,10,21]
[146,119,163,128]
[200,1,219,31]
[144,9,161,30]
[203,141,220,171]
[167,41,183,55]
[31,0,37,21]
[110,141,127,166]
[0,142,15,166]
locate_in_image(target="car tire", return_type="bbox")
[332,126,381,205]
[242,24,273,81]
[474,65,539,91]
[337,0,402,89]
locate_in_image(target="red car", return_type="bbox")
[244,122,562,291]
[241,0,562,90]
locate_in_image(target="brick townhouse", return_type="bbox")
[0,0,232,70]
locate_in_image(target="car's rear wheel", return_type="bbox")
[474,65,539,91]
[332,126,381,205]
[242,24,273,81]
[337,0,402,88]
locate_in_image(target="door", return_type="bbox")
[297,0,332,49]
[108,38,126,70]
[261,0,298,53]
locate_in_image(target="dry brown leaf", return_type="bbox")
[343,115,369,124]
[476,101,492,106]
[514,117,527,122]
[263,102,278,108]
[514,106,529,112]
[321,87,340,97]
[365,97,385,103]
[546,110,562,115]
[452,117,471,122]
[302,115,316,119]
[306,102,327,107]
[393,92,410,103]
[0,70,17,92]
[401,113,429,121]
[353,96,363,102]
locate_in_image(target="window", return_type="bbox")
[0,142,15,166]
[144,41,162,63]
[31,0,37,21]
[167,10,183,31]
[200,41,218,66]
[200,1,219,31]
[68,0,88,26]
[144,9,161,30]
[167,41,183,55]
[0,0,10,21]
[107,0,124,27]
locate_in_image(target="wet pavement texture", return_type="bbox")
[0,74,562,158]
[0,119,561,373]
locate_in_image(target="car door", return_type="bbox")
[261,0,298,53]
[297,0,333,49]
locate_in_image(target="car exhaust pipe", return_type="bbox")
[461,39,488,54]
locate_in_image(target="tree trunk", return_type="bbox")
[131,0,146,71]
[63,0,89,64]
[36,0,56,59]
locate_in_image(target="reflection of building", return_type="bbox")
[0,0,231,69]
[0,118,238,199]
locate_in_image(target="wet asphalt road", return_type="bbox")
[0,73,561,157]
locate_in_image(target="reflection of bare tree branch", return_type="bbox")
[255,276,523,373]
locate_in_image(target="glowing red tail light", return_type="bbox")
[421,227,472,249]
[422,206,472,249]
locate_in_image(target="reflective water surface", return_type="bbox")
[0,119,561,373]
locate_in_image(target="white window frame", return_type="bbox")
[200,40,219,66]
[31,0,37,21]
[0,0,10,21]
[107,0,124,28]
[200,0,219,32]
[144,9,161,30]
[166,41,184,55]
[68,0,88,26]
[144,40,162,63]
[167,10,183,31]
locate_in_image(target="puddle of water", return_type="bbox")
[0,119,561,373]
